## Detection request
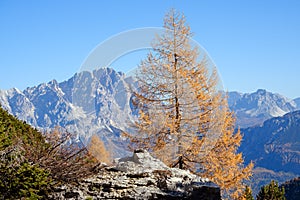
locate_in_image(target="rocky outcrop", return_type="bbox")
[48,150,220,199]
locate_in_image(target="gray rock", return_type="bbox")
[116,149,168,174]
[48,150,220,200]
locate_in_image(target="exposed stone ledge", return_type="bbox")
[48,150,221,200]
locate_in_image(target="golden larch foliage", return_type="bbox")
[88,134,111,164]
[199,105,253,199]
[123,9,253,199]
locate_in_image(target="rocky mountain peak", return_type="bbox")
[228,89,298,127]
[256,89,267,95]
[0,67,135,157]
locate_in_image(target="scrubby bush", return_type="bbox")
[0,106,99,199]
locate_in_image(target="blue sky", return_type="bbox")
[0,0,299,98]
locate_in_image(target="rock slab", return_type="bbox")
[48,150,221,200]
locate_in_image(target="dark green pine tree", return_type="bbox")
[243,186,254,200]
[256,180,286,200]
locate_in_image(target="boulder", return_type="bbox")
[48,150,221,199]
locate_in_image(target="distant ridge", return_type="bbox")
[239,110,300,174]
[228,89,298,127]
[238,110,300,195]
[281,177,300,200]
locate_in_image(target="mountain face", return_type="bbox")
[239,110,300,175]
[238,110,300,195]
[0,68,134,157]
[228,90,298,128]
[294,97,300,110]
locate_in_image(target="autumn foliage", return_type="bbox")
[88,134,111,164]
[200,107,253,199]
[124,9,253,199]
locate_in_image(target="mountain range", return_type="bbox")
[228,90,299,128]
[0,68,299,148]
[1,67,300,195]
[238,110,300,194]
[0,68,135,157]
[0,67,300,172]
[1,68,298,133]
[240,110,300,174]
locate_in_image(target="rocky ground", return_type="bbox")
[48,150,220,199]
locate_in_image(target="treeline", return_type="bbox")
[243,179,300,200]
[0,106,109,199]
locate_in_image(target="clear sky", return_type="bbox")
[0,0,299,99]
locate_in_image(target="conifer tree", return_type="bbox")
[199,107,253,199]
[124,9,253,199]
[88,134,111,164]
[242,186,254,200]
[256,180,286,200]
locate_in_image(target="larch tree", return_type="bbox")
[200,106,253,199]
[88,134,111,164]
[124,9,253,199]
